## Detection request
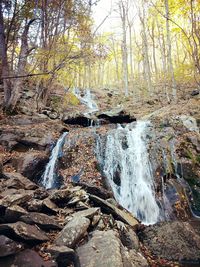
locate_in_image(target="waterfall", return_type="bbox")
[97,121,160,225]
[41,132,68,189]
[73,88,99,113]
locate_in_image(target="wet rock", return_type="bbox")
[12,151,48,182]
[55,216,90,248]
[140,221,200,262]
[77,230,123,267]
[0,235,23,257]
[0,222,49,243]
[3,172,38,190]
[97,109,136,124]
[63,115,95,127]
[89,194,139,228]
[20,212,62,230]
[0,249,57,267]
[47,245,80,267]
[4,205,28,223]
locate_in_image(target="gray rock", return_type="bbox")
[4,205,28,223]
[47,245,80,267]
[0,222,49,243]
[0,132,19,151]
[0,235,23,257]
[179,115,199,133]
[141,221,200,262]
[27,199,43,212]
[12,151,48,182]
[77,230,123,267]
[55,216,90,248]
[48,112,59,120]
[20,212,62,230]
[121,247,149,267]
[116,221,140,251]
[0,191,33,207]
[3,172,38,190]
[50,188,72,203]
[0,249,57,267]
[89,194,138,228]
[42,198,59,213]
[70,208,100,220]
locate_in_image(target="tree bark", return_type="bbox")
[0,2,12,108]
[6,19,35,111]
[120,1,129,96]
[165,0,177,100]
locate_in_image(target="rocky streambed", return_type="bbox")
[0,107,200,267]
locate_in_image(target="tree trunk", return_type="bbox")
[6,19,35,111]
[165,0,177,101]
[120,1,129,96]
[128,22,134,86]
[0,2,12,108]
[140,2,153,95]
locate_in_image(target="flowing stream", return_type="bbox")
[97,121,160,225]
[41,132,68,189]
[73,88,99,113]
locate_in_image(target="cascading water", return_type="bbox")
[97,121,160,225]
[41,132,68,189]
[73,88,99,113]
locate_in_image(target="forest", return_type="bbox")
[0,0,199,113]
[0,1,200,267]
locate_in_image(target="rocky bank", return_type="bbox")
[0,95,200,267]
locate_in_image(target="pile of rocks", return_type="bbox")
[0,170,150,267]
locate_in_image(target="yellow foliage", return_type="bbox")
[63,92,80,106]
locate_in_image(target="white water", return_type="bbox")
[73,88,99,113]
[41,132,68,189]
[97,121,160,225]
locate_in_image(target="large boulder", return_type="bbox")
[121,247,149,267]
[97,108,136,124]
[0,190,33,207]
[11,151,48,182]
[77,230,123,267]
[0,235,23,257]
[3,172,38,190]
[4,205,28,223]
[20,212,62,230]
[0,249,57,267]
[69,208,100,220]
[89,194,139,228]
[47,245,80,267]
[0,222,49,243]
[0,132,20,151]
[54,216,90,248]
[140,221,200,263]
